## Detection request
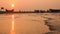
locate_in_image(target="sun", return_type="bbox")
[11,4,14,8]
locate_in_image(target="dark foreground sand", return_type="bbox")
[42,13,60,34]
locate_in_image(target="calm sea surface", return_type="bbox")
[0,13,60,34]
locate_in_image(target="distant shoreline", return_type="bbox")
[0,12,60,14]
[0,9,60,14]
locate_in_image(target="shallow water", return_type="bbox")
[0,13,60,34]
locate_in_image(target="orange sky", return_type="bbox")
[0,0,60,11]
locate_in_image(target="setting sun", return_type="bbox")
[11,4,14,8]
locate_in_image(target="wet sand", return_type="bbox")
[0,13,60,34]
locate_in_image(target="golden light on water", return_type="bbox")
[11,15,15,34]
[12,15,14,31]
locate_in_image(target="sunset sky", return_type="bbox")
[0,0,60,11]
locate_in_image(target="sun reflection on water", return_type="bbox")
[11,15,15,34]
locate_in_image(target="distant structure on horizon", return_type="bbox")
[48,9,60,13]
[5,9,14,13]
[0,7,14,13]
[34,10,46,13]
[0,7,60,14]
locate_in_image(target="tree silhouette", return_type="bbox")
[1,7,4,11]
